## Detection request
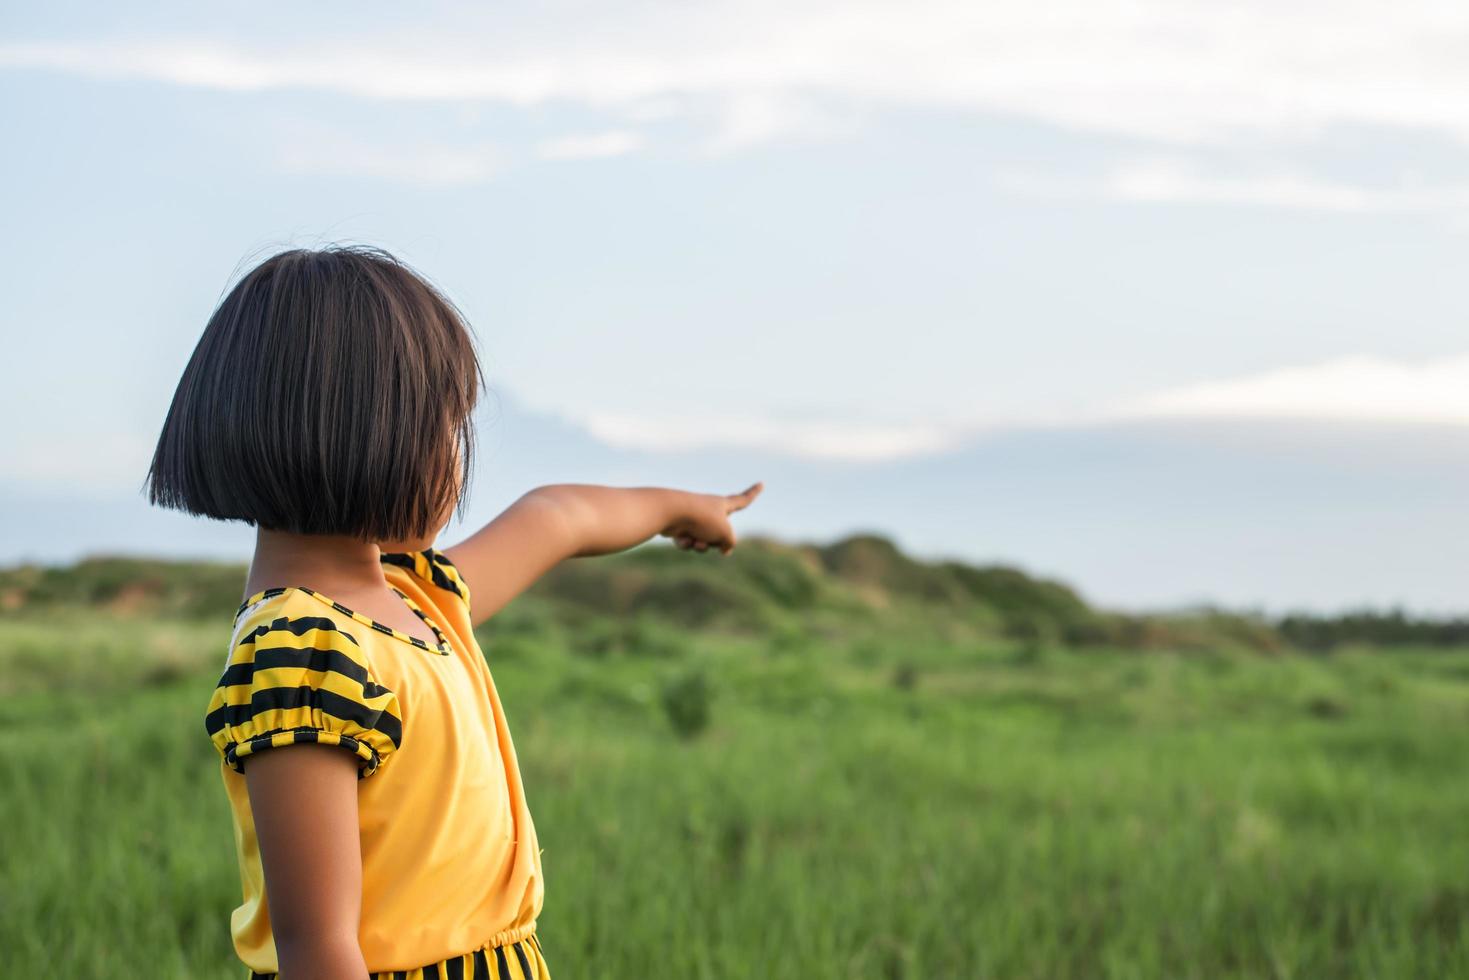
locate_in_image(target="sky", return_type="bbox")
[3,1,1468,614]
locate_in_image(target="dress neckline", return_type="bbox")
[233,583,454,656]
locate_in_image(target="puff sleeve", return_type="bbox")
[204,614,403,779]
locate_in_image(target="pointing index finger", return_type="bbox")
[725,481,764,513]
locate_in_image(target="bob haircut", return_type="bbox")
[144,245,485,544]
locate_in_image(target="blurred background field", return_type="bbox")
[3,536,1466,979]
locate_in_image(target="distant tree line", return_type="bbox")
[1275,609,1469,652]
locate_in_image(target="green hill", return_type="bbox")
[5,531,1445,655]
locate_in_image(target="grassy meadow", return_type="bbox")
[2,537,1466,978]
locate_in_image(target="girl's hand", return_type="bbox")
[447,481,766,624]
[661,482,764,556]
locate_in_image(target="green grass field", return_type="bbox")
[3,546,1467,978]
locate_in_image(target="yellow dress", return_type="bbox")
[204,547,550,979]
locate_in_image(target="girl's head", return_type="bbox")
[145,244,485,551]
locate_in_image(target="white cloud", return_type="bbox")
[4,1,1469,152]
[275,134,503,184]
[537,130,643,160]
[580,411,968,461]
[697,91,857,155]
[1002,158,1469,213]
[1112,354,1469,425]
[571,354,1469,461]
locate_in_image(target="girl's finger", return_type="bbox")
[725,481,763,513]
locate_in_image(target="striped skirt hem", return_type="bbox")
[247,932,550,980]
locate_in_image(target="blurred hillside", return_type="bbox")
[1,533,1461,655]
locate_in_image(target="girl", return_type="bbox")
[144,245,763,979]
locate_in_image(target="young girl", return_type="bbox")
[144,245,763,979]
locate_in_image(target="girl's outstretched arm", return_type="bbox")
[443,481,764,627]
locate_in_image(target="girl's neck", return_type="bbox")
[245,527,392,598]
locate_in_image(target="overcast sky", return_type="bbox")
[3,1,1467,614]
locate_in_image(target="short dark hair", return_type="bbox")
[144,244,485,543]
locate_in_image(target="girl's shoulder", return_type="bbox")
[209,586,402,779]
[232,584,294,625]
[379,546,472,609]
[227,585,362,655]
[379,543,470,614]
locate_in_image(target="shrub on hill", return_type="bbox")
[815,533,972,606]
